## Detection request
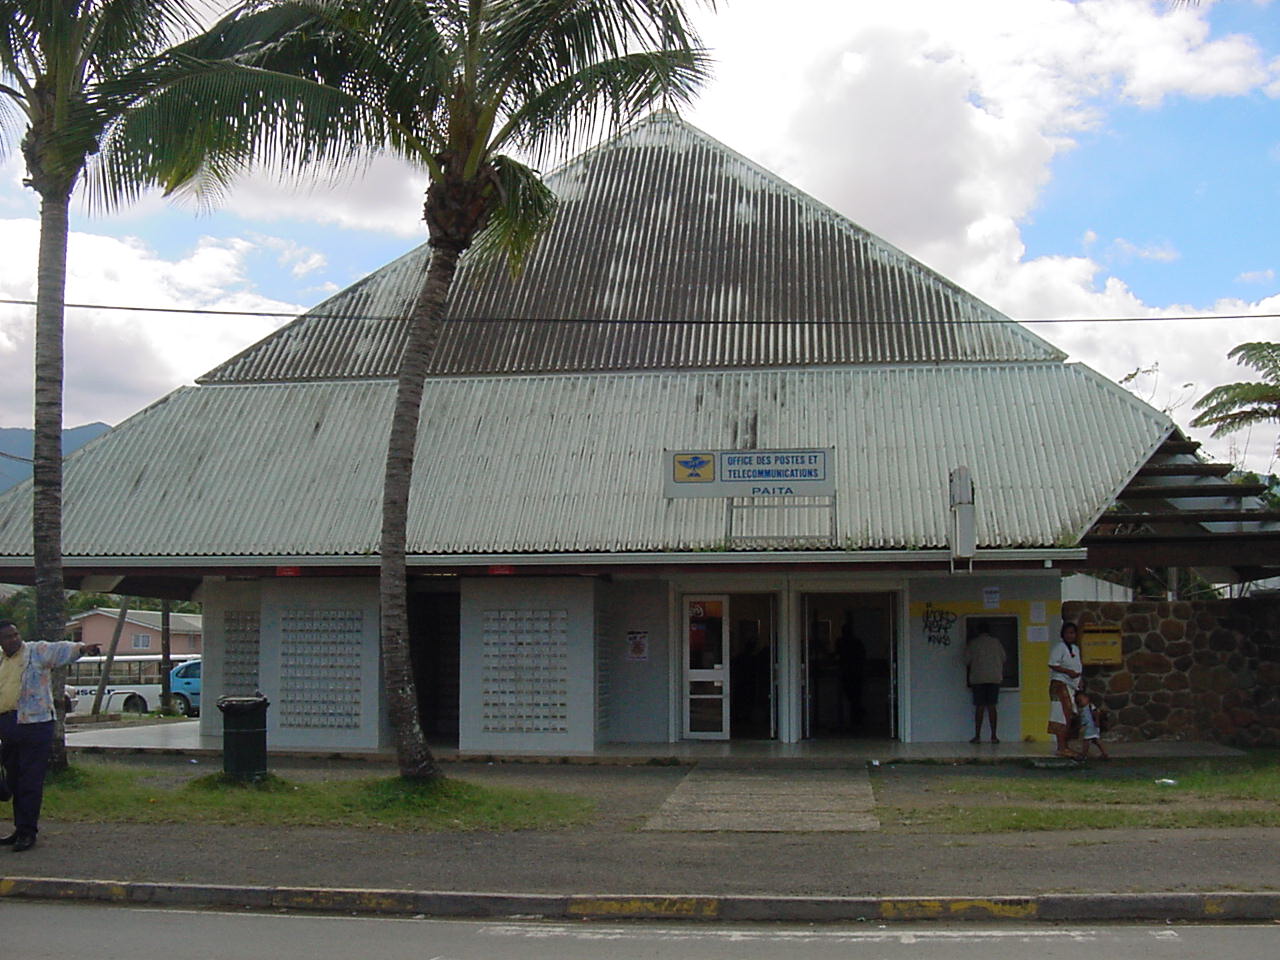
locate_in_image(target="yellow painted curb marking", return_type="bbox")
[569,897,720,918]
[881,898,1038,920]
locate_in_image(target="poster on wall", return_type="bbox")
[626,631,650,662]
[1081,626,1122,664]
[982,586,1000,610]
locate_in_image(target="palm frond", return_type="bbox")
[1226,341,1280,384]
[1191,381,1280,437]
[1189,406,1280,438]
[480,0,713,164]
[88,55,381,210]
[1191,342,1280,440]
[0,86,25,159]
[217,1,454,167]
[466,153,559,277]
[494,46,709,159]
[82,0,205,79]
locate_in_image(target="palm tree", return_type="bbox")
[1191,342,1280,456]
[1,0,365,766]
[211,0,713,779]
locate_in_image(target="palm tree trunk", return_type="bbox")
[379,244,462,781]
[34,188,71,770]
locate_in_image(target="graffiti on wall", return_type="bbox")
[923,603,958,647]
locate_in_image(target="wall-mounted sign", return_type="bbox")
[663,449,835,498]
[275,566,302,577]
[1081,626,1123,665]
[626,631,650,662]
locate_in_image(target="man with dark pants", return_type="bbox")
[964,621,1006,744]
[0,619,94,851]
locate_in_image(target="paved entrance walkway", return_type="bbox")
[643,766,879,832]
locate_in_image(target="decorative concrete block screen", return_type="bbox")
[223,610,261,695]
[1065,598,1280,746]
[481,608,569,735]
[278,608,363,729]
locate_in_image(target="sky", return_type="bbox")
[1,0,1278,473]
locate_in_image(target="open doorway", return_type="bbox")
[729,594,775,739]
[407,590,460,741]
[803,592,896,739]
[682,593,777,740]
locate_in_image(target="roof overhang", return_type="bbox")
[1079,433,1280,582]
[0,547,1086,597]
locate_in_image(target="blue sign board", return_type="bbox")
[664,449,835,498]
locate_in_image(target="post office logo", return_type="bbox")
[673,453,715,482]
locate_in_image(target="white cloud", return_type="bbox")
[256,235,328,277]
[0,219,299,426]
[685,0,1277,314]
[1110,238,1181,262]
[1237,268,1275,283]
[684,0,1280,473]
[220,154,430,237]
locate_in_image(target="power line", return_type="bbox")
[0,297,1277,326]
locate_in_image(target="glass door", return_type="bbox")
[683,596,730,740]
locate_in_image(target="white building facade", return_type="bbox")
[2,113,1229,755]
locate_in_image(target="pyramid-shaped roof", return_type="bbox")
[201,112,1062,385]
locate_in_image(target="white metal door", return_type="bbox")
[683,595,730,740]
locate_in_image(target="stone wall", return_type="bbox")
[1062,598,1280,747]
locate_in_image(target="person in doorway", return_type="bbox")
[837,612,867,728]
[1047,621,1084,758]
[964,621,1006,743]
[0,620,96,851]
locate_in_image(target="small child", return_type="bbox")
[1075,689,1109,760]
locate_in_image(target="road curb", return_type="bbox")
[3,877,1280,923]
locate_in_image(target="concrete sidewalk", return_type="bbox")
[3,746,1279,923]
[65,719,1244,763]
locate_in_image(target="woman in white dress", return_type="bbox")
[1047,622,1083,757]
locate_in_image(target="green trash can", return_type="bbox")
[216,695,269,780]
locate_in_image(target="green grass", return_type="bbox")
[883,751,1280,833]
[939,754,1280,805]
[42,761,594,831]
[887,804,1280,833]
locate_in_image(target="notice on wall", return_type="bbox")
[1027,626,1050,644]
[1081,626,1123,665]
[626,631,650,662]
[1030,601,1046,624]
[982,586,1001,610]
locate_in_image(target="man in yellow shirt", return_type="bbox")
[0,620,95,851]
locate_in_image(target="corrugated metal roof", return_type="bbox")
[200,113,1061,384]
[0,364,1169,559]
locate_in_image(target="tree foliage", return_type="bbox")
[0,587,199,638]
[1191,342,1280,457]
[180,0,714,779]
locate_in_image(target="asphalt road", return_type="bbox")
[6,902,1280,960]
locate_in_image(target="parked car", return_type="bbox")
[170,658,202,717]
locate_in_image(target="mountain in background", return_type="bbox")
[0,423,112,492]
